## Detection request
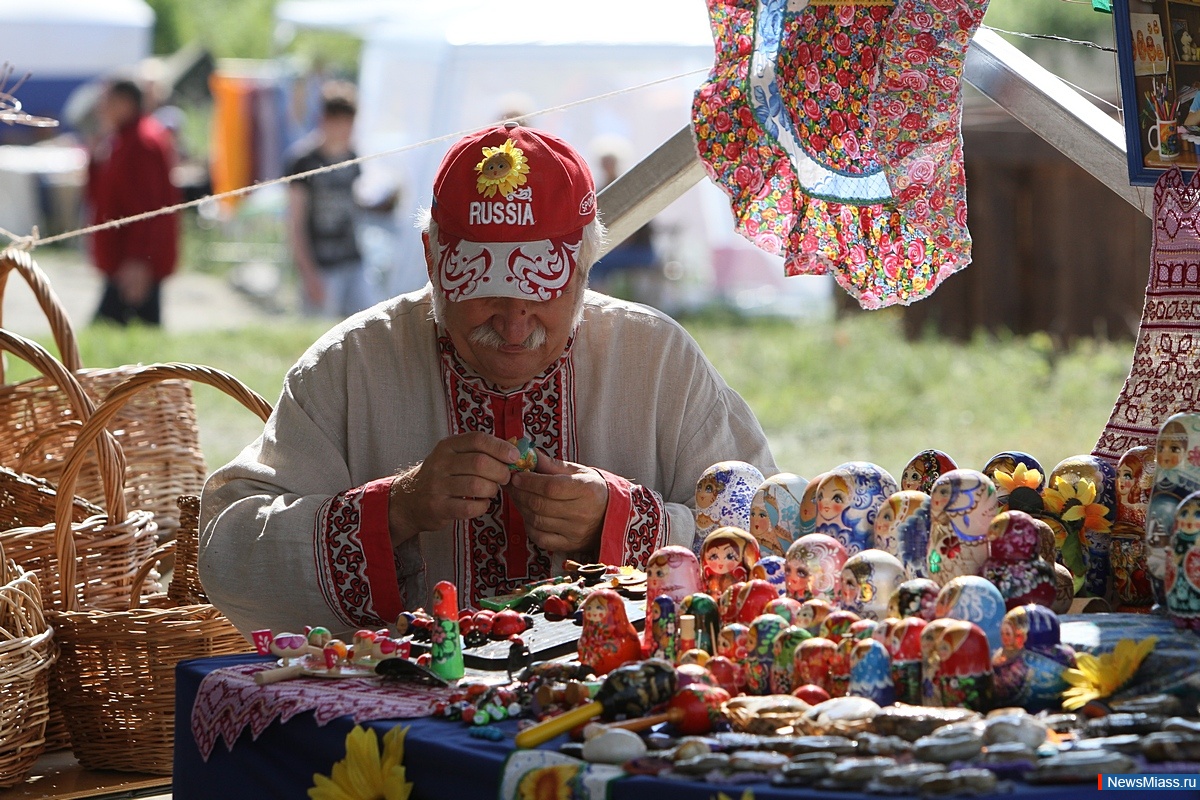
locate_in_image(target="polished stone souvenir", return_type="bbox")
[849,638,895,705]
[1047,454,1117,599]
[744,613,789,695]
[694,461,765,553]
[818,609,862,644]
[840,549,906,621]
[680,592,721,655]
[730,578,782,625]
[750,472,808,556]
[983,451,1045,514]
[1147,414,1200,605]
[901,449,957,494]
[927,469,997,586]
[889,578,940,621]
[770,625,814,694]
[874,490,929,562]
[784,533,848,603]
[647,595,678,662]
[1166,490,1200,630]
[991,604,1075,711]
[884,616,927,705]
[981,510,1056,610]
[934,575,1006,653]
[794,636,839,696]
[701,526,761,597]
[924,619,994,711]
[798,471,831,537]
[797,597,834,634]
[813,462,899,556]
[751,555,788,594]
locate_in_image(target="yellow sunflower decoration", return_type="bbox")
[993,463,1041,495]
[476,138,530,198]
[1042,476,1112,534]
[309,725,413,800]
[1061,637,1157,710]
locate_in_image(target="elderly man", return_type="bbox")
[199,123,776,637]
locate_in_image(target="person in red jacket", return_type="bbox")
[86,78,180,326]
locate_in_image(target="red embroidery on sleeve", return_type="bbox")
[314,479,399,628]
[595,469,669,569]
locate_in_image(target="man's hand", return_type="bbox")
[388,432,519,545]
[508,452,609,556]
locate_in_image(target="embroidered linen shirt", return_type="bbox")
[199,287,776,637]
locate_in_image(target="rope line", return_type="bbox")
[982,24,1117,53]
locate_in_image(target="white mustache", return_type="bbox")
[468,321,547,350]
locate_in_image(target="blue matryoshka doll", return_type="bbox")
[983,451,1045,514]
[934,575,1006,654]
[693,461,765,554]
[1148,414,1200,605]
[750,473,808,556]
[927,469,997,586]
[992,604,1075,711]
[813,462,899,556]
[849,638,895,705]
[1166,490,1200,630]
[901,449,958,494]
[1047,454,1117,600]
[752,555,788,595]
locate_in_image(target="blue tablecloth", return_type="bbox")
[174,654,1200,799]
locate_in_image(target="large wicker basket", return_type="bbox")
[49,364,269,773]
[0,249,206,533]
[0,538,55,787]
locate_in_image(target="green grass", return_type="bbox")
[4,312,1133,481]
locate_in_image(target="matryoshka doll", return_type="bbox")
[901,449,957,494]
[744,614,789,695]
[830,637,855,698]
[1166,490,1200,630]
[886,616,927,705]
[874,490,930,561]
[1147,415,1200,604]
[919,618,955,705]
[814,462,899,555]
[798,471,831,537]
[818,608,862,643]
[731,578,781,625]
[794,636,839,696]
[647,595,678,662]
[797,597,833,635]
[693,462,765,553]
[577,589,642,675]
[1111,446,1156,610]
[981,510,1056,609]
[934,575,1006,654]
[849,638,895,705]
[992,604,1076,711]
[1047,455,1117,600]
[763,596,804,624]
[751,555,788,594]
[848,618,879,641]
[928,620,994,711]
[680,593,722,654]
[770,625,813,694]
[784,533,848,603]
[701,526,761,597]
[983,451,1045,514]
[718,622,750,662]
[889,578,940,621]
[643,546,703,654]
[840,550,906,621]
[927,469,997,586]
[430,581,464,681]
[750,473,809,556]
[1051,563,1075,614]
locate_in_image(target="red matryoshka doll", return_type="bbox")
[1166,490,1200,630]
[784,533,848,603]
[679,593,721,654]
[750,473,809,556]
[1115,445,1156,528]
[577,588,641,675]
[694,462,765,550]
[849,638,895,706]
[718,622,750,662]
[818,608,862,644]
[702,526,761,597]
[1111,446,1156,610]
[981,510,1055,609]
[927,469,997,586]
[770,625,813,694]
[874,490,930,561]
[763,596,804,624]
[717,583,742,625]
[706,656,743,696]
[871,617,900,648]
[829,637,855,698]
[733,578,783,624]
[744,614,789,695]
[644,546,703,653]
[814,462,899,556]
[889,578,940,621]
[919,618,955,706]
[901,449,957,494]
[840,549,906,621]
[793,636,838,696]
[885,615,927,705]
[798,471,831,537]
[928,620,994,711]
[797,597,833,635]
[430,581,464,681]
[848,618,879,641]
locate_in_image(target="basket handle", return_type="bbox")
[0,249,83,380]
[127,539,176,610]
[14,419,82,473]
[53,363,273,611]
[0,329,126,517]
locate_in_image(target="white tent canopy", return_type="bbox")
[0,0,152,79]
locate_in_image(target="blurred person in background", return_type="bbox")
[86,78,180,326]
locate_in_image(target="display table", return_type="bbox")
[173,652,1200,800]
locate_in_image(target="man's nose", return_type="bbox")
[492,301,537,342]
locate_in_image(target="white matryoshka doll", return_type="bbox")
[874,490,929,562]
[798,471,831,537]
[901,449,957,494]
[1111,446,1157,610]
[643,545,703,654]
[1166,490,1200,630]
[693,461,765,554]
[1047,454,1116,600]
[927,469,996,586]
[784,533,848,603]
[751,555,788,595]
[983,451,1045,515]
[840,550,906,621]
[750,473,808,556]
[814,462,899,556]
[1148,414,1200,604]
[934,575,1006,654]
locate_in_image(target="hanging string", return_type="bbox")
[0,65,710,251]
[982,24,1117,53]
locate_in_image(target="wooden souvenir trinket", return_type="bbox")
[797,471,831,537]
[577,588,641,675]
[730,578,782,624]
[794,636,838,696]
[744,613,789,695]
[679,592,721,653]
[840,549,905,621]
[927,469,997,586]
[762,595,803,624]
[784,533,848,603]
[751,555,788,594]
[883,616,927,706]
[934,575,1006,653]
[508,436,538,471]
[889,577,940,620]
[817,608,861,644]
[769,625,813,694]
[701,526,760,597]
[849,638,894,705]
[430,580,465,681]
[983,451,1045,514]
[924,620,994,711]
[646,595,678,662]
[982,510,1056,609]
[813,462,899,555]
[902,450,957,494]
[750,472,808,556]
[1047,454,1117,599]
[991,604,1076,711]
[1165,490,1200,629]
[874,489,929,561]
[694,461,765,551]
[797,597,833,634]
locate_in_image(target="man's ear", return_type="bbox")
[422,230,434,282]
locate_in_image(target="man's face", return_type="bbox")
[438,275,582,388]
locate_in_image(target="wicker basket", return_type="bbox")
[0,538,55,787]
[49,364,270,773]
[0,249,206,533]
[723,695,811,735]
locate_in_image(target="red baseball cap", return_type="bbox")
[431,123,597,302]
